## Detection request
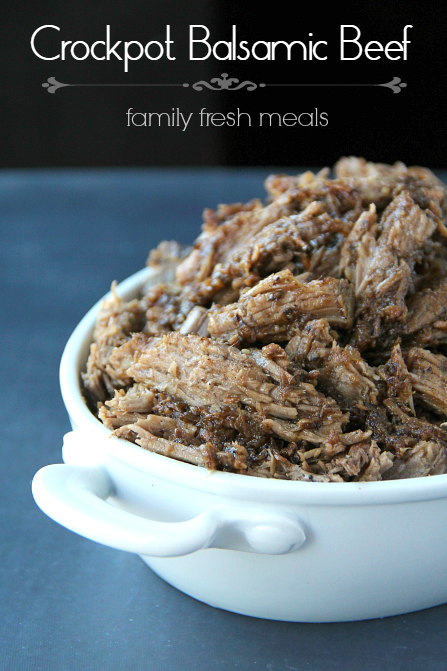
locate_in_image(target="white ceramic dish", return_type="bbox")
[32,267,447,622]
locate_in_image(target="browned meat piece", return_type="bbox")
[286,206,351,244]
[306,234,346,280]
[404,279,447,348]
[115,421,213,468]
[179,306,209,335]
[103,383,347,476]
[257,342,292,369]
[175,194,294,285]
[82,287,146,400]
[104,382,156,414]
[395,168,447,232]
[413,240,447,292]
[264,170,362,220]
[335,157,447,220]
[405,348,447,416]
[379,191,437,257]
[249,205,344,284]
[259,432,390,482]
[147,240,191,268]
[105,390,270,456]
[360,449,395,481]
[387,400,447,444]
[176,169,361,290]
[377,344,414,414]
[106,333,157,385]
[125,332,347,444]
[329,441,394,481]
[176,202,352,314]
[116,417,253,472]
[144,240,192,290]
[361,345,445,459]
[246,451,345,482]
[358,192,434,302]
[405,322,447,348]
[248,345,296,388]
[98,405,148,430]
[209,214,309,289]
[202,200,263,228]
[122,414,198,443]
[127,332,288,415]
[338,205,378,282]
[404,279,447,344]
[128,333,343,434]
[140,282,183,335]
[208,271,354,345]
[189,209,329,308]
[293,429,373,468]
[341,194,444,331]
[365,397,447,460]
[383,441,447,479]
[92,289,145,352]
[260,416,340,445]
[264,169,328,199]
[286,320,379,411]
[82,344,114,403]
[348,191,437,350]
[335,157,407,208]
[285,319,334,365]
[317,344,380,409]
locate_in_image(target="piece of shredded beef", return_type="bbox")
[82,158,447,481]
[207,271,354,345]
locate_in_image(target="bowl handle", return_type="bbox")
[32,463,306,557]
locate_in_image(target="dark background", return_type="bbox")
[2,0,446,168]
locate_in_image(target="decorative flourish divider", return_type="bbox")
[41,74,407,94]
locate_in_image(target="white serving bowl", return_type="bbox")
[32,267,447,622]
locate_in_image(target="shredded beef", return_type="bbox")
[405,348,447,416]
[207,271,354,345]
[82,158,447,481]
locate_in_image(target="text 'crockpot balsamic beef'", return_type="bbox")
[82,158,447,482]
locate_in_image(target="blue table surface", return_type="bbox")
[2,168,447,671]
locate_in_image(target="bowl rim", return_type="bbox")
[59,266,447,506]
